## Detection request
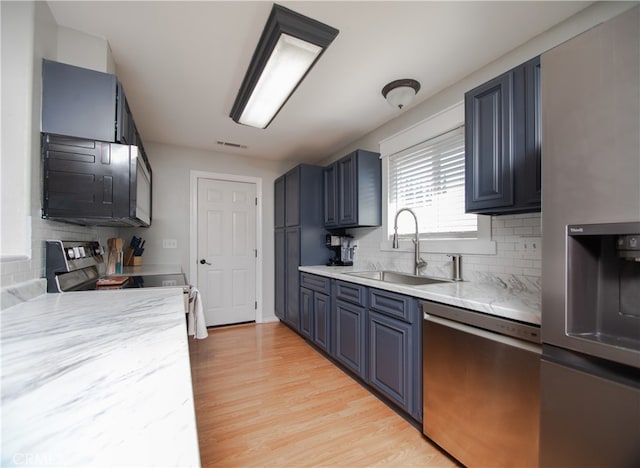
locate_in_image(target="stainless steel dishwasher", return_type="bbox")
[422,301,541,467]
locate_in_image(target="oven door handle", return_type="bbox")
[424,313,542,354]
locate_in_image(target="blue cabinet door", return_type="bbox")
[368,311,413,414]
[465,71,514,212]
[300,287,313,339]
[338,154,357,226]
[42,59,118,143]
[274,175,285,229]
[313,292,331,352]
[323,164,338,227]
[520,56,542,207]
[334,299,367,379]
[274,228,285,320]
[465,56,541,214]
[325,150,381,229]
[285,167,300,227]
[285,228,300,329]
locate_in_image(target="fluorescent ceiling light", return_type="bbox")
[230,4,339,129]
[239,34,322,128]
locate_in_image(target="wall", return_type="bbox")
[57,26,116,74]
[128,141,286,321]
[323,2,634,287]
[0,2,119,289]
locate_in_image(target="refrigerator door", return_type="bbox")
[541,5,640,365]
[540,347,640,467]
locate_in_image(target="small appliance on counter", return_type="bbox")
[325,234,355,266]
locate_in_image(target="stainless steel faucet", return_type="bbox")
[392,208,427,275]
[447,254,463,281]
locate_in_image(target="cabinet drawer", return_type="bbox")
[335,280,367,306]
[369,288,416,323]
[300,273,331,294]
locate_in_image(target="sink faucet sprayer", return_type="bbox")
[392,208,427,276]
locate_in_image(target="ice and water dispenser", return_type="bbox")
[566,222,640,351]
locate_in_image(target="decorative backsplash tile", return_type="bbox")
[348,213,541,292]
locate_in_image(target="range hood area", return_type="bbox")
[40,60,152,227]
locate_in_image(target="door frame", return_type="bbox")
[189,170,263,323]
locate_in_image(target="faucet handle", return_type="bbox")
[447,254,463,281]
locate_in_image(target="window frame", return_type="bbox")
[379,102,496,255]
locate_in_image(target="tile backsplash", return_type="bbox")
[348,213,541,289]
[0,217,118,289]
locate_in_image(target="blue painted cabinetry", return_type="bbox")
[324,149,382,228]
[42,59,140,146]
[273,166,332,331]
[465,56,541,214]
[299,274,423,423]
[367,288,421,421]
[300,273,332,352]
[333,280,368,379]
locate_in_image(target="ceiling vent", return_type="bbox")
[216,140,248,149]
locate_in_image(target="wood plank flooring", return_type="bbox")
[188,322,456,467]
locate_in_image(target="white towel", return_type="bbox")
[188,287,208,339]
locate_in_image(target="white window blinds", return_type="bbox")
[388,126,477,237]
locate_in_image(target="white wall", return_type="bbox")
[0,2,119,288]
[57,26,116,73]
[129,141,286,321]
[1,1,36,261]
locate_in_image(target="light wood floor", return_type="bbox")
[188,321,457,467]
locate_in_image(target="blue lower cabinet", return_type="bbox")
[300,275,422,422]
[300,287,313,339]
[300,273,332,352]
[368,311,413,414]
[334,299,367,379]
[313,292,330,352]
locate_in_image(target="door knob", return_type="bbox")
[199,259,211,265]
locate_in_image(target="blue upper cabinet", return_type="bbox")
[274,175,285,229]
[41,59,140,146]
[465,56,541,215]
[324,149,381,229]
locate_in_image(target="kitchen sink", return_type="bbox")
[345,270,452,285]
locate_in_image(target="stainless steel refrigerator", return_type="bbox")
[540,6,640,466]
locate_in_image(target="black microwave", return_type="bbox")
[41,134,152,227]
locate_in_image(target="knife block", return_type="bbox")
[124,248,136,266]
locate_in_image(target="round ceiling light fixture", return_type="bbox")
[381,79,421,110]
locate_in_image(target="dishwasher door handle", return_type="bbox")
[424,313,542,354]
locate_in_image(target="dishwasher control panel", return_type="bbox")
[422,301,541,344]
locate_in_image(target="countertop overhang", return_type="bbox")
[1,288,200,467]
[299,265,541,326]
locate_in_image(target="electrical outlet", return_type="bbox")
[163,239,177,249]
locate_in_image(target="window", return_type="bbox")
[388,126,477,239]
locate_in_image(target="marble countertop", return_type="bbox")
[1,288,200,467]
[299,265,541,325]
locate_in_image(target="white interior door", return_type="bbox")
[197,178,257,326]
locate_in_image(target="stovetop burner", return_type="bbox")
[46,241,188,293]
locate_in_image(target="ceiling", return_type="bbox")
[47,1,591,163]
